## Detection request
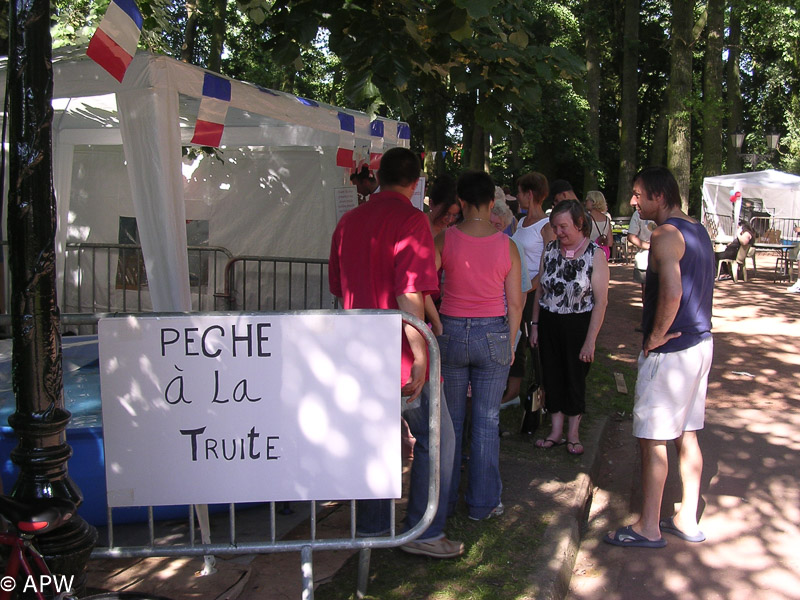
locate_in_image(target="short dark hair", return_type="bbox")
[550,199,591,237]
[350,165,374,183]
[377,147,420,187]
[633,166,681,209]
[517,172,549,203]
[546,179,575,206]
[429,174,457,209]
[457,171,495,208]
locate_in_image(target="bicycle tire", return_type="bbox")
[82,593,173,600]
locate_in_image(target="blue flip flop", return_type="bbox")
[659,517,706,543]
[604,525,666,548]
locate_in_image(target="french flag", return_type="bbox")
[191,73,232,147]
[87,0,143,82]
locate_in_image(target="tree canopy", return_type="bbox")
[41,0,800,215]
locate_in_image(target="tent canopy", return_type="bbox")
[701,170,800,237]
[0,47,410,312]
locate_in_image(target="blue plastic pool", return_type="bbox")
[0,335,202,526]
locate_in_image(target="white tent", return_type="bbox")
[701,170,800,237]
[0,48,410,313]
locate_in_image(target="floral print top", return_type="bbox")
[539,239,598,314]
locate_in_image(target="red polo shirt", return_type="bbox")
[329,190,438,384]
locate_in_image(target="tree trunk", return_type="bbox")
[649,93,669,166]
[702,0,724,178]
[460,92,476,169]
[666,0,694,212]
[509,127,523,178]
[616,0,640,215]
[421,86,448,178]
[725,0,743,173]
[583,4,602,193]
[208,0,226,73]
[180,0,199,63]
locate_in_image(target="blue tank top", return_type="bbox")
[642,218,714,353]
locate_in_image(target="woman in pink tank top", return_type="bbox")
[433,171,523,521]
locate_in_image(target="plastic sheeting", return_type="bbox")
[0,48,410,312]
[702,170,800,235]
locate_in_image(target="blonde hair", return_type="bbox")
[585,190,608,213]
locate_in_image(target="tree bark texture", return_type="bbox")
[584,8,601,193]
[616,0,640,215]
[725,0,743,173]
[208,0,226,72]
[702,0,724,177]
[181,0,200,63]
[666,0,694,212]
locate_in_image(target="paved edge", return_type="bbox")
[528,415,610,600]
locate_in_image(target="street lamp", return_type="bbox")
[730,129,781,169]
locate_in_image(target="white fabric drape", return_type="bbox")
[116,86,191,312]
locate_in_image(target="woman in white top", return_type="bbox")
[503,172,555,405]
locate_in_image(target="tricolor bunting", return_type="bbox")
[87,0,143,82]
[191,73,232,147]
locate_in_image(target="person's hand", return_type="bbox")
[401,360,426,403]
[643,331,681,357]
[529,325,539,347]
[509,341,515,366]
[578,340,595,363]
[430,319,443,337]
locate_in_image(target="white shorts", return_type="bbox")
[632,337,713,440]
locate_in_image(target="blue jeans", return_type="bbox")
[438,315,512,520]
[356,382,456,540]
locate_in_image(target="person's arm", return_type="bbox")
[529,223,555,290]
[529,252,546,347]
[579,249,609,362]
[397,291,427,403]
[643,225,685,356]
[424,294,443,337]
[737,230,753,246]
[505,241,523,363]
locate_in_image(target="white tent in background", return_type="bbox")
[701,170,800,237]
[0,47,411,313]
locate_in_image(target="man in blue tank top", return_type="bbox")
[606,167,714,549]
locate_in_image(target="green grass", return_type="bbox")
[315,347,636,600]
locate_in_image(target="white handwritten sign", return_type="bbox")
[334,186,358,222]
[99,313,402,507]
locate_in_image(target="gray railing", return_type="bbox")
[0,244,337,333]
[218,255,335,311]
[750,216,800,241]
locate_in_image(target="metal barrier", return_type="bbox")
[750,216,800,241]
[6,310,438,599]
[0,244,336,331]
[0,242,233,331]
[218,255,334,311]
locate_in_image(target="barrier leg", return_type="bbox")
[356,548,371,599]
[301,545,314,600]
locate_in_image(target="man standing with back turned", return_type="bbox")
[329,147,463,558]
[606,166,714,549]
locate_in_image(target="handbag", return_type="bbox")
[520,343,545,436]
[595,217,611,246]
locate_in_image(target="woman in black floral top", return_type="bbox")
[529,200,609,455]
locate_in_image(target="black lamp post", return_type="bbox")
[7,0,97,592]
[730,129,781,170]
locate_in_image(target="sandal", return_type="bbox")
[566,441,584,455]
[534,437,565,449]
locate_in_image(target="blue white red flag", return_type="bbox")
[191,73,232,147]
[87,0,143,82]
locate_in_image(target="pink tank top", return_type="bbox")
[439,227,511,317]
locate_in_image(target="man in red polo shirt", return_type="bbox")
[329,147,462,559]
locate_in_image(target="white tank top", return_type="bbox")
[512,217,548,278]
